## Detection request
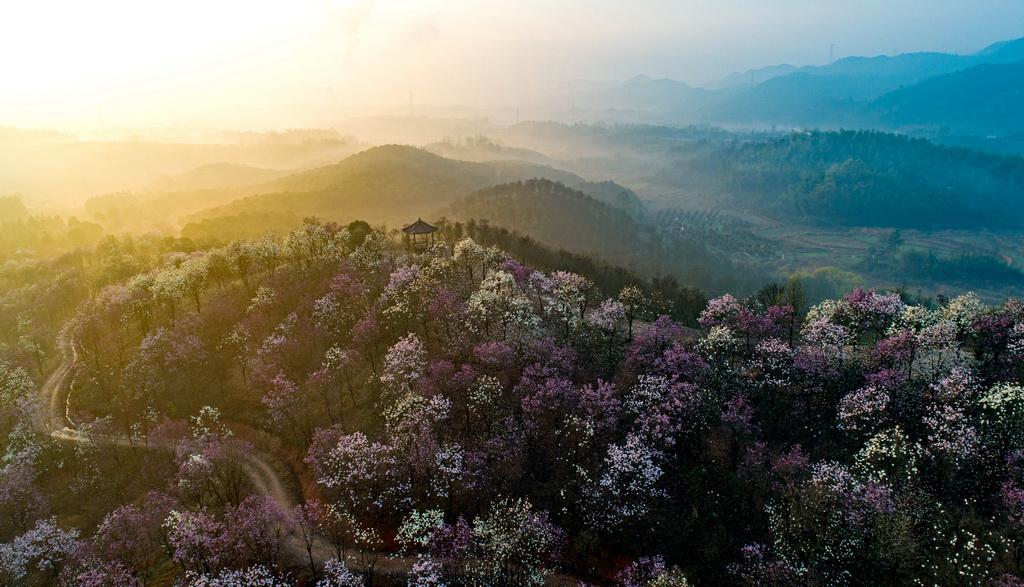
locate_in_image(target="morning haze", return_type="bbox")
[2,2,1024,586]
[3,0,1024,129]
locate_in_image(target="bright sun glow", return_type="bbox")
[0,0,414,129]
[2,0,1023,129]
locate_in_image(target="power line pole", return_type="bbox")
[829,43,835,64]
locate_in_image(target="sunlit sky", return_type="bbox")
[1,0,1023,130]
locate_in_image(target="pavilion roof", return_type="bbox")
[401,218,438,234]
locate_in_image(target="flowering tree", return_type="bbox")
[305,430,407,524]
[84,492,178,583]
[615,556,690,586]
[0,517,79,585]
[618,286,648,338]
[548,271,596,335]
[184,564,291,587]
[260,371,311,442]
[979,383,1024,457]
[284,218,349,275]
[222,496,290,572]
[623,375,705,448]
[590,432,665,526]
[0,358,33,407]
[753,462,901,584]
[380,333,427,401]
[163,509,226,575]
[0,452,49,534]
[291,501,326,579]
[316,558,364,587]
[469,497,564,586]
[174,409,254,508]
[467,271,540,343]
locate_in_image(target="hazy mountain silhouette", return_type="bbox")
[870,61,1024,135]
[181,145,643,239]
[567,36,1024,135]
[716,36,1024,90]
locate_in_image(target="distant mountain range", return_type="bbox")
[556,36,1024,137]
[715,36,1024,90]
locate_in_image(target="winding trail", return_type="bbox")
[36,336,577,584]
[36,343,445,587]
[34,335,427,580]
[39,337,295,509]
[36,337,308,557]
[39,337,75,432]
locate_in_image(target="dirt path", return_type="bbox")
[36,335,578,584]
[242,446,297,510]
[34,335,391,576]
[38,336,296,503]
[38,341,73,433]
[35,338,314,548]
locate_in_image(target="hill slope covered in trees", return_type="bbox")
[870,61,1024,135]
[2,220,1024,585]
[669,130,1024,229]
[446,178,769,293]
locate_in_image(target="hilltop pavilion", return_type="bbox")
[401,218,438,250]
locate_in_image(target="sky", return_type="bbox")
[1,0,1022,130]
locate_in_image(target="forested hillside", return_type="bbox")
[450,179,649,262]
[3,220,1024,585]
[0,124,1007,302]
[671,130,1024,229]
[447,179,770,294]
[871,61,1024,135]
